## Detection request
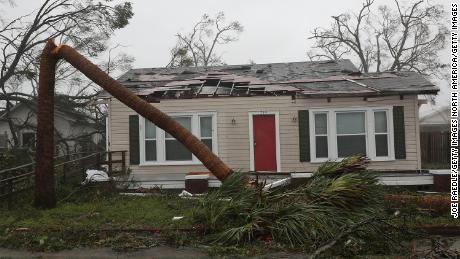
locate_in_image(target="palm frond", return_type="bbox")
[191,155,385,250]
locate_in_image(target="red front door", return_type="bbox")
[253,114,277,171]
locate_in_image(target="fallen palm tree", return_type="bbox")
[191,156,397,257]
[35,39,232,208]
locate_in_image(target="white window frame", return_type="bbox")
[139,112,218,166]
[143,118,157,162]
[309,107,395,162]
[369,109,394,161]
[311,112,330,162]
[198,115,214,149]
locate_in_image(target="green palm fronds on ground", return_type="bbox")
[191,156,387,249]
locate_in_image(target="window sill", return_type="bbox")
[139,161,203,166]
[370,157,395,162]
[309,158,330,164]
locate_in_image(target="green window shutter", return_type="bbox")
[129,115,140,165]
[298,110,310,162]
[393,106,406,159]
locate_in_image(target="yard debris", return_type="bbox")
[119,192,149,196]
[14,227,30,232]
[190,155,392,256]
[262,177,291,191]
[82,169,110,185]
[178,190,193,197]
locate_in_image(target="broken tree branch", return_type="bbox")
[35,39,233,208]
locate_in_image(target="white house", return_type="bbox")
[99,60,438,187]
[0,98,101,154]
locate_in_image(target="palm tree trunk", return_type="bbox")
[35,40,232,207]
[34,40,59,208]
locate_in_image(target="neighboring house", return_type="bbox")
[0,98,101,154]
[420,106,450,133]
[100,60,438,187]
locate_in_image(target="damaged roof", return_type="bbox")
[101,60,438,99]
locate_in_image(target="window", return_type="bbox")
[22,132,36,148]
[0,133,7,148]
[309,107,394,162]
[140,112,217,165]
[144,120,157,161]
[165,116,192,161]
[199,116,213,150]
[374,111,389,157]
[314,113,328,158]
[336,111,366,157]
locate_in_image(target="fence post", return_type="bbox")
[79,155,85,177]
[96,152,101,170]
[7,179,12,210]
[62,162,67,184]
[121,151,126,174]
[108,152,112,175]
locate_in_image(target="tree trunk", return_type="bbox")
[35,39,232,208]
[34,40,59,208]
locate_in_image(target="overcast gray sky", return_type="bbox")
[6,0,450,69]
[107,0,449,68]
[5,0,453,113]
[112,0,452,114]
[110,0,372,67]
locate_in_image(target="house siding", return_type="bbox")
[108,95,420,181]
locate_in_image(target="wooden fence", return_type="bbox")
[0,150,126,203]
[420,131,450,168]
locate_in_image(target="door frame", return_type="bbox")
[248,111,281,172]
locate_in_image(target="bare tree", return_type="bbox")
[0,0,133,146]
[167,12,243,68]
[308,0,448,75]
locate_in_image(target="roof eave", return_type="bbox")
[298,89,439,98]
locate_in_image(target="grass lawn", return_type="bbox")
[0,187,197,251]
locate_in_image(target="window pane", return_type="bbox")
[165,140,193,160]
[315,136,328,158]
[202,138,213,151]
[145,140,156,161]
[0,134,7,147]
[145,120,156,139]
[22,133,36,148]
[200,116,212,138]
[315,113,327,135]
[165,117,191,138]
[336,112,365,134]
[337,135,366,157]
[375,135,389,156]
[374,111,387,133]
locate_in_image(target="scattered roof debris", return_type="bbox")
[99,60,438,99]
